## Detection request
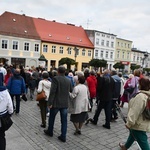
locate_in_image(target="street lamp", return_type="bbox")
[142,52,148,68]
[74,47,78,62]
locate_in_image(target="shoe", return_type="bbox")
[58,136,66,142]
[40,124,46,128]
[74,130,81,135]
[102,124,110,129]
[44,130,53,137]
[114,116,118,120]
[119,143,127,150]
[90,119,97,125]
[85,118,92,125]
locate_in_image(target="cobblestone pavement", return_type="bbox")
[6,97,150,150]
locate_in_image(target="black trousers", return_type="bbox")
[0,127,6,150]
[93,100,112,126]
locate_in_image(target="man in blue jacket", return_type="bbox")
[7,68,26,114]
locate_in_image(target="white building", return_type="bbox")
[86,30,116,70]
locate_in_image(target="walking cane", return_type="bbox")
[115,103,142,150]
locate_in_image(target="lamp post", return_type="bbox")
[142,52,148,68]
[74,47,78,70]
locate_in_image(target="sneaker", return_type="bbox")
[58,136,66,142]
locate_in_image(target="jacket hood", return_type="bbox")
[0,86,7,102]
[112,75,121,81]
[0,86,6,91]
[140,90,150,97]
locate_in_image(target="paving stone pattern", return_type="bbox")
[6,97,150,150]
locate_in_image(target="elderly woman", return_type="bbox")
[69,75,90,135]
[37,72,51,128]
[119,77,150,150]
[0,85,13,150]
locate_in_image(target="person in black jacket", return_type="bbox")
[89,69,114,129]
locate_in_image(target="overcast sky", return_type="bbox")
[1,0,150,52]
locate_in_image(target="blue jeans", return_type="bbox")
[48,108,68,139]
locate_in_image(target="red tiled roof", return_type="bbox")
[33,18,94,48]
[0,11,94,48]
[0,11,40,40]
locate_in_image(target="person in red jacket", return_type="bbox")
[86,70,97,112]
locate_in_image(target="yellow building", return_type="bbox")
[115,38,133,72]
[33,18,94,71]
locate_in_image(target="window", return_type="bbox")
[111,42,114,48]
[43,45,48,52]
[101,40,104,46]
[105,51,108,58]
[133,55,135,61]
[127,52,130,59]
[125,43,126,48]
[35,44,39,52]
[2,40,8,49]
[100,51,103,58]
[102,34,105,37]
[24,42,29,51]
[122,52,125,58]
[82,49,85,56]
[110,52,113,59]
[106,41,109,47]
[95,50,98,57]
[137,57,139,61]
[96,38,99,45]
[12,41,18,50]
[118,42,119,47]
[67,47,71,55]
[111,36,114,39]
[128,44,130,48]
[107,35,110,38]
[117,51,120,58]
[88,50,91,57]
[52,46,56,53]
[121,43,123,47]
[59,46,63,54]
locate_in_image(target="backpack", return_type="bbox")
[142,93,150,120]
[112,78,121,100]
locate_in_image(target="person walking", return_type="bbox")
[86,70,97,112]
[37,72,51,128]
[69,75,90,135]
[0,85,13,150]
[89,69,114,129]
[44,66,73,142]
[7,69,26,114]
[119,77,150,150]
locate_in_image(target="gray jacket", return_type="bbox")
[48,75,72,108]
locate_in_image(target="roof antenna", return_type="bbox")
[87,19,92,29]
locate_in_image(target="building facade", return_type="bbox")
[0,11,41,68]
[86,30,116,70]
[115,38,132,72]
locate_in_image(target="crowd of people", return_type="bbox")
[0,62,150,149]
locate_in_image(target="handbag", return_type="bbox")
[36,90,47,101]
[124,87,135,94]
[0,113,13,131]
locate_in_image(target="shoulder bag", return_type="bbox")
[36,83,47,101]
[0,112,13,131]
